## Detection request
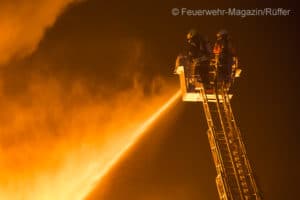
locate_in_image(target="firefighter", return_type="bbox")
[185,29,212,88]
[213,29,236,89]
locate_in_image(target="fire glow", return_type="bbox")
[0,83,181,200]
[74,90,181,200]
[1,1,183,199]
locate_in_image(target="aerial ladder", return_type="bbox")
[175,57,262,200]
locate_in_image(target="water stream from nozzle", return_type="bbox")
[70,90,182,200]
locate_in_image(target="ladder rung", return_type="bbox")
[224,167,235,172]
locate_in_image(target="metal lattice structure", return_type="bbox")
[175,64,262,200]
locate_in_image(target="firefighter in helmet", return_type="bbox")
[213,29,236,88]
[185,29,212,89]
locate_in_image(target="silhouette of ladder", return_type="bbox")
[198,83,262,200]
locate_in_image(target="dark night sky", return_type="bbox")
[4,0,299,199]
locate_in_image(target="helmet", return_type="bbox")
[186,29,199,44]
[216,29,229,40]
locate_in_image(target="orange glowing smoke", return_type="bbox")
[0,0,80,65]
[73,90,181,200]
[0,2,182,199]
[0,76,180,200]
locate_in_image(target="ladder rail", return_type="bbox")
[198,84,234,200]
[221,87,262,199]
[175,62,262,199]
[219,87,253,198]
[199,85,225,171]
[215,85,245,200]
[200,82,260,200]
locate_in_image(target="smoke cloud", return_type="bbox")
[0,26,177,200]
[0,73,176,200]
[0,1,180,199]
[0,0,80,66]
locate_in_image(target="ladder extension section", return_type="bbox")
[198,84,262,200]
